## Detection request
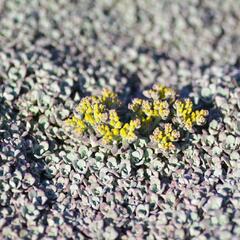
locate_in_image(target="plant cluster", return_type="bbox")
[66,84,208,150]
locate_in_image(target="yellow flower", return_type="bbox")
[76,97,93,115]
[84,113,95,125]
[120,128,127,138]
[101,88,120,107]
[65,86,208,150]
[128,98,143,112]
[150,123,180,150]
[65,116,86,134]
[174,99,208,130]
[112,128,120,136]
[109,110,122,128]
[96,124,114,143]
[119,119,140,141]
[152,100,170,118]
[144,84,176,100]
[129,119,141,130]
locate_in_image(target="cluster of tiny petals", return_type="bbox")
[143,83,176,100]
[129,95,171,138]
[109,110,122,129]
[66,85,208,150]
[152,100,170,118]
[150,123,180,150]
[96,124,118,143]
[75,96,107,126]
[174,99,209,131]
[95,119,141,144]
[119,119,141,141]
[66,89,141,144]
[65,116,87,134]
[101,88,121,107]
[129,99,170,126]
[128,98,144,113]
[141,99,170,119]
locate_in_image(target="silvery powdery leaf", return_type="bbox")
[22,173,35,188]
[78,145,91,158]
[45,165,58,178]
[150,159,165,172]
[131,149,144,159]
[60,164,71,176]
[66,152,79,162]
[136,204,150,218]
[144,148,154,159]
[103,226,118,240]
[39,141,49,154]
[201,87,212,98]
[9,176,22,189]
[95,152,105,162]
[226,135,236,149]
[212,146,222,156]
[217,87,229,97]
[29,105,39,115]
[90,157,105,171]
[39,115,50,130]
[205,135,215,146]
[72,159,88,174]
[204,196,223,211]
[230,151,239,161]
[70,171,82,184]
[107,157,118,170]
[120,162,131,178]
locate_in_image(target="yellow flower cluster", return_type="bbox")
[129,98,170,131]
[109,110,122,128]
[150,123,180,150]
[66,89,140,144]
[65,85,208,150]
[95,110,140,143]
[65,116,86,134]
[96,119,140,144]
[143,83,176,100]
[174,99,209,131]
[129,98,170,118]
[119,119,141,141]
[76,96,106,126]
[101,88,121,107]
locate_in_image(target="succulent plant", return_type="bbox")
[65,84,208,151]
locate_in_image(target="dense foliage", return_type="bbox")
[0,0,240,239]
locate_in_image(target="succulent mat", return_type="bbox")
[0,0,240,239]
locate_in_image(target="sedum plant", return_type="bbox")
[65,84,208,151]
